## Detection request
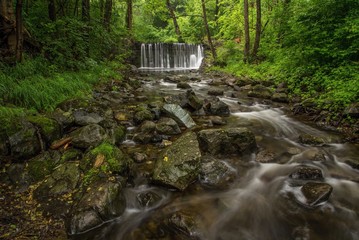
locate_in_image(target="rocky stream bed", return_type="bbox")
[0,70,358,240]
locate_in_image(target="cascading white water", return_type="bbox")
[140,43,204,70]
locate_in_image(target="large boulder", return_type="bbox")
[162,104,196,129]
[197,128,257,156]
[248,85,273,99]
[67,180,126,234]
[71,124,107,149]
[152,131,201,191]
[271,93,289,103]
[156,118,181,135]
[34,162,80,198]
[9,121,41,160]
[203,98,230,116]
[27,150,61,182]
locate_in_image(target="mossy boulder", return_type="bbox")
[80,143,131,185]
[27,115,61,145]
[134,109,154,125]
[156,118,181,135]
[197,128,257,156]
[152,131,201,191]
[9,121,41,160]
[248,85,273,99]
[27,151,62,182]
[34,162,81,198]
[60,148,83,162]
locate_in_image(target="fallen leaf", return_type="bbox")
[94,154,105,168]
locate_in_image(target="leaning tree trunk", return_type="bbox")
[103,0,112,31]
[166,0,182,42]
[243,0,250,63]
[201,0,217,61]
[252,0,261,59]
[15,0,23,62]
[126,0,132,30]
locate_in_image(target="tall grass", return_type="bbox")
[0,57,122,111]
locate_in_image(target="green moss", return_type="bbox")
[114,126,126,144]
[60,148,82,163]
[27,153,56,181]
[90,142,126,173]
[27,115,61,143]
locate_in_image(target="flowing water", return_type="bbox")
[74,73,359,240]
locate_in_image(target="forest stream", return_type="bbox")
[71,69,359,240]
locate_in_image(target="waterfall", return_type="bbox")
[140,43,204,70]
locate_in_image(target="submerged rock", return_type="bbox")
[162,104,196,129]
[152,131,201,191]
[165,210,203,239]
[136,191,161,207]
[199,157,237,189]
[197,128,257,156]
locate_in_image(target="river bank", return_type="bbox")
[0,68,358,239]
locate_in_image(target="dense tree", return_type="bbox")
[252,0,261,59]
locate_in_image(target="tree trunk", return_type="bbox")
[166,0,182,42]
[243,0,250,63]
[81,0,90,22]
[48,0,56,21]
[103,0,112,31]
[201,0,217,61]
[215,0,220,29]
[252,0,261,59]
[15,0,23,62]
[126,0,132,30]
[73,0,79,16]
[81,0,90,55]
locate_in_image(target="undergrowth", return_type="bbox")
[0,57,123,112]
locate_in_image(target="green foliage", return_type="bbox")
[0,57,123,111]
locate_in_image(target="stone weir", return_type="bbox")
[139,43,204,70]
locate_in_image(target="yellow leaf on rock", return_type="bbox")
[94,154,105,168]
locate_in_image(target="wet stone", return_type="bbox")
[256,149,276,163]
[289,166,323,180]
[133,152,148,163]
[177,82,192,89]
[199,158,237,189]
[73,109,104,126]
[300,182,333,207]
[208,88,224,96]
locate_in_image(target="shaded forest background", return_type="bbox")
[0,0,358,121]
